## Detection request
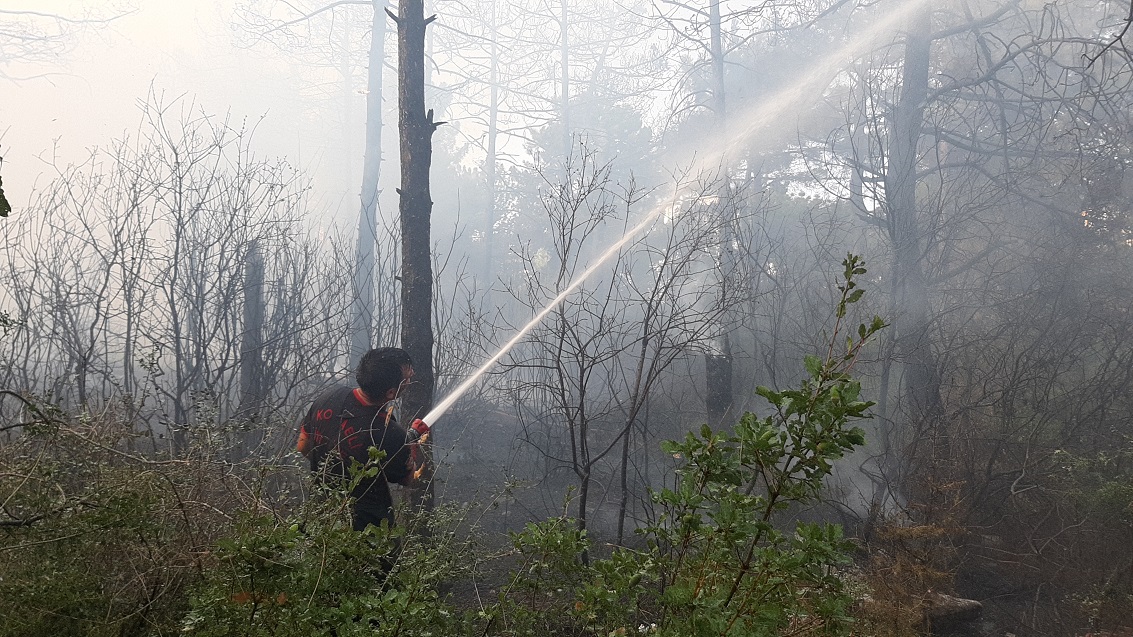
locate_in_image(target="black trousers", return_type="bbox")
[351,498,395,532]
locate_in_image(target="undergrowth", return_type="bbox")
[1,255,885,637]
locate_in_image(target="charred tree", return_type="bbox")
[883,3,948,477]
[484,0,500,279]
[704,0,735,426]
[238,240,267,456]
[349,1,389,366]
[239,240,266,419]
[390,0,440,508]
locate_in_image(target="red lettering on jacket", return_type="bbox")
[342,423,364,452]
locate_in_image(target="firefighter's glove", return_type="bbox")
[406,419,431,482]
[409,419,430,444]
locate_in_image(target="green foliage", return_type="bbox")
[1051,441,1133,628]
[480,516,591,636]
[1054,443,1133,526]
[0,470,184,636]
[184,457,473,637]
[0,404,214,637]
[486,255,885,637]
[0,257,883,637]
[184,503,475,636]
[0,309,22,336]
[631,255,883,637]
[185,501,401,636]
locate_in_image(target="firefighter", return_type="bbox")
[296,347,430,531]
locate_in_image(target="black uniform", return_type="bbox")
[299,386,412,530]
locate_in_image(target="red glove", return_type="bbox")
[407,419,430,482]
[409,418,430,444]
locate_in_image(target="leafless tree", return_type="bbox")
[236,0,396,367]
[0,5,132,82]
[495,146,745,546]
[804,1,1133,630]
[649,0,859,424]
[0,93,363,458]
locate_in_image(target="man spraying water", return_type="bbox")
[296,347,431,531]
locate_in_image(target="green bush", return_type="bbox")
[0,401,233,637]
[576,256,882,637]
[183,453,473,637]
[484,255,884,637]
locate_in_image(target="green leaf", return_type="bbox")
[755,385,782,406]
[803,355,823,377]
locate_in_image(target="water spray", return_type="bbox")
[421,0,930,427]
[422,207,667,424]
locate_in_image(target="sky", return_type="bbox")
[2,0,357,225]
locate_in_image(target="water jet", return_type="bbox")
[423,0,932,427]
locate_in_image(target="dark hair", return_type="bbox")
[356,347,413,400]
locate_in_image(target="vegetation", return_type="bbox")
[6,1,1133,635]
[1,258,883,637]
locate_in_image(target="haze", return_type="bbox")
[3,1,1133,636]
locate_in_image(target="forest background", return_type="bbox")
[2,1,1133,636]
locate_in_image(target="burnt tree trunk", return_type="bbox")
[884,3,949,505]
[704,0,734,426]
[483,0,500,280]
[349,1,388,366]
[391,0,439,511]
[238,239,266,456]
[559,0,570,160]
[705,346,733,424]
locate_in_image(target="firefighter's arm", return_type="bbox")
[373,418,417,486]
